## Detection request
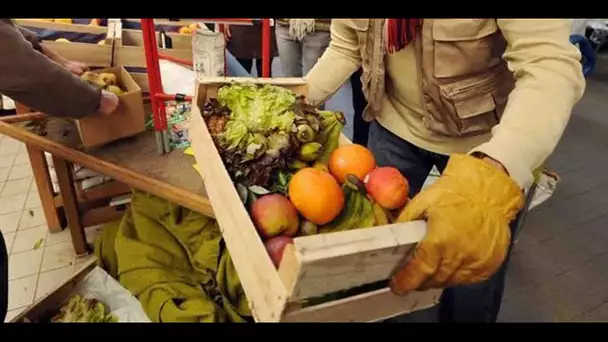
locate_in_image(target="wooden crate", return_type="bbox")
[11,259,97,322]
[14,19,114,67]
[188,77,441,322]
[112,20,193,93]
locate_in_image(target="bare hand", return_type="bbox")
[98,90,119,116]
[64,61,89,76]
[223,25,232,41]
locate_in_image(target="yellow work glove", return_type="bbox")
[390,154,524,294]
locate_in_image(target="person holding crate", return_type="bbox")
[305,19,585,322]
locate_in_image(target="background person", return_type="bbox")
[224,23,279,77]
[275,19,331,77]
[0,19,120,321]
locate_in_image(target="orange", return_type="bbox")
[328,144,376,184]
[288,168,344,225]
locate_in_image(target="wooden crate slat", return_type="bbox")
[189,81,294,322]
[279,221,427,300]
[282,287,442,322]
[14,19,108,34]
[14,19,114,67]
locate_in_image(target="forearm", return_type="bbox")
[0,20,101,119]
[16,25,42,52]
[40,44,69,67]
[17,24,71,69]
[471,19,585,189]
[305,19,362,106]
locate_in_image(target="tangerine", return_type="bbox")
[288,168,344,225]
[329,144,376,184]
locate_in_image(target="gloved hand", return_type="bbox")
[390,154,524,294]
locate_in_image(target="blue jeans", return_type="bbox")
[368,121,518,323]
[274,24,330,77]
[226,51,253,77]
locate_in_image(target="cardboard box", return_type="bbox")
[75,66,145,149]
[188,77,441,322]
[11,258,149,323]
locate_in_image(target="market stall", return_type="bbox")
[1,18,443,322]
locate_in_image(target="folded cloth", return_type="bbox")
[95,190,251,322]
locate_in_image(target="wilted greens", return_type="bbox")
[51,295,117,323]
[202,83,346,191]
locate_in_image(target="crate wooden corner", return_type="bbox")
[14,19,114,67]
[188,77,441,322]
[113,20,193,94]
[11,259,98,323]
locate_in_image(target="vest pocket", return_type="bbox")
[437,74,501,136]
[452,92,498,135]
[432,20,501,79]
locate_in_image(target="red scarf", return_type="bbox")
[386,18,423,54]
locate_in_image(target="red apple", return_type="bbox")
[251,194,300,240]
[265,236,294,268]
[364,167,409,210]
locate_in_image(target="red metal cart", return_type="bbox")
[139,18,273,154]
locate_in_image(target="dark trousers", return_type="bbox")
[368,121,517,323]
[350,68,371,146]
[236,58,268,78]
[0,231,7,322]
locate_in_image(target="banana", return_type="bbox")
[298,142,323,162]
[312,162,329,173]
[371,201,390,226]
[319,174,375,233]
[296,124,316,143]
[300,220,319,236]
[288,160,308,171]
[317,110,346,164]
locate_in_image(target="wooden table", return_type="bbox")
[0,117,213,255]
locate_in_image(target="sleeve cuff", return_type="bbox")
[470,142,534,190]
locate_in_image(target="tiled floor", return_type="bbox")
[0,137,95,322]
[497,56,608,322]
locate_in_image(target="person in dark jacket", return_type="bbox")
[0,19,119,322]
[350,68,370,146]
[224,23,279,77]
[0,20,119,119]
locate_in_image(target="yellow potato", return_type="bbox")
[98,73,117,86]
[55,38,70,43]
[97,40,106,45]
[80,72,106,88]
[105,85,125,96]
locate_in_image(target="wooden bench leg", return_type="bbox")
[16,101,64,232]
[53,156,89,256]
[26,146,63,232]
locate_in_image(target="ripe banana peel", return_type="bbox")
[316,110,345,164]
[319,174,388,234]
